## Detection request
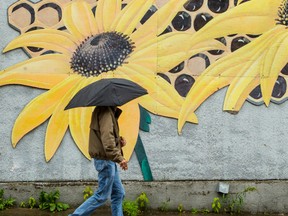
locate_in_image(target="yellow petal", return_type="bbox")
[69,107,94,160]
[0,54,71,75]
[139,95,198,124]
[12,75,80,147]
[178,64,243,133]
[45,111,69,162]
[261,31,288,106]
[224,77,260,112]
[96,0,122,32]
[132,32,183,53]
[112,0,154,35]
[44,77,85,161]
[0,73,68,89]
[223,54,264,112]
[130,32,226,72]
[63,1,97,41]
[118,101,140,160]
[178,26,286,133]
[233,78,259,110]
[157,42,226,72]
[188,0,280,46]
[128,58,157,72]
[157,33,226,56]
[3,29,78,56]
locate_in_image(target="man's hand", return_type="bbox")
[120,136,126,147]
[119,159,128,171]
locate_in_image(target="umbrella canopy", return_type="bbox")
[65,78,148,109]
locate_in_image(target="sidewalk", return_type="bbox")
[0,208,287,215]
[0,208,216,216]
[0,208,186,215]
[0,208,189,216]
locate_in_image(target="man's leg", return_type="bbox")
[69,159,116,216]
[111,163,125,216]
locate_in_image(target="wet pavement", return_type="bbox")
[0,208,287,215]
[0,208,221,216]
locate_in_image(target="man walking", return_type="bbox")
[69,106,128,216]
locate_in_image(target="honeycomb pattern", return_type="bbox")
[7,0,288,106]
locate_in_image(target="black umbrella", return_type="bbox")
[65,78,148,109]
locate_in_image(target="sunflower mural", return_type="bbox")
[178,0,288,133]
[0,0,225,180]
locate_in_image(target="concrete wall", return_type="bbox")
[1,0,288,213]
[1,180,288,214]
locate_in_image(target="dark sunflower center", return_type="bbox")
[276,0,288,26]
[71,32,134,77]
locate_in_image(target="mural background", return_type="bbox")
[1,0,288,182]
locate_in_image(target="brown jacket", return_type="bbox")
[89,106,124,163]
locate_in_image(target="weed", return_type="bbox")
[223,186,256,214]
[191,208,198,214]
[158,201,169,212]
[20,201,26,208]
[212,186,257,214]
[201,208,210,214]
[136,192,149,212]
[20,196,37,209]
[212,197,221,213]
[177,203,184,213]
[0,189,16,210]
[38,190,69,212]
[123,200,140,216]
[28,197,37,209]
[83,186,93,201]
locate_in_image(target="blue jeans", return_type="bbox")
[69,159,125,216]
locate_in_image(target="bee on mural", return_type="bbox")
[0,0,225,164]
[178,0,288,133]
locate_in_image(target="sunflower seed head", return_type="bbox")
[71,32,134,77]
